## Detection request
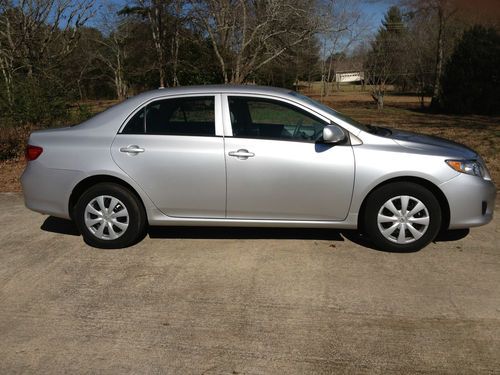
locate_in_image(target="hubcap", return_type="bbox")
[377,195,430,244]
[84,195,129,240]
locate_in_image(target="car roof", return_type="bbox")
[131,84,292,101]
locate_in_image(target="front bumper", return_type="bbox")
[439,174,496,229]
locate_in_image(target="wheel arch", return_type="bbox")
[69,175,147,220]
[357,176,450,232]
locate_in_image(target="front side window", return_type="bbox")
[122,96,215,136]
[228,96,327,141]
[289,91,370,132]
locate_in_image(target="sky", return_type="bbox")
[95,0,395,31]
[359,0,396,31]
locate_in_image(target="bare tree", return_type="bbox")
[403,0,458,107]
[189,0,319,84]
[402,10,436,107]
[364,41,392,110]
[364,6,407,110]
[0,0,95,110]
[317,0,369,97]
[137,0,168,87]
[95,2,132,99]
[122,0,186,88]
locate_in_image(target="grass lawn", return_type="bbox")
[1,91,498,192]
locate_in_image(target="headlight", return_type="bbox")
[446,159,486,178]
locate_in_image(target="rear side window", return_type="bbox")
[122,96,215,136]
[122,108,145,134]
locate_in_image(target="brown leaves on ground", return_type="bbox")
[0,158,25,192]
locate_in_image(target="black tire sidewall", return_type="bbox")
[364,182,442,252]
[74,183,146,249]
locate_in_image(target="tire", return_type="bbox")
[363,182,441,252]
[74,183,147,249]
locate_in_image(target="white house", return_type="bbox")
[335,70,364,83]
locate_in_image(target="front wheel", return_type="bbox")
[74,183,146,249]
[364,182,442,252]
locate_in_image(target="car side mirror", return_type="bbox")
[322,125,346,144]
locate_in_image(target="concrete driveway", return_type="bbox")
[0,192,499,374]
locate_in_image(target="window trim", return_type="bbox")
[222,94,331,141]
[118,94,224,137]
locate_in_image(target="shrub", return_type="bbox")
[0,125,33,161]
[10,78,69,126]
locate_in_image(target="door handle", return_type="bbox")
[228,149,255,160]
[120,145,145,154]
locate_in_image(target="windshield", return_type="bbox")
[289,91,371,132]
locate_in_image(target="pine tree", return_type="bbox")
[439,26,500,115]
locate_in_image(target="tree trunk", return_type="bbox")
[431,4,445,109]
[0,62,13,111]
[371,91,384,111]
[325,55,334,96]
[171,0,181,87]
[113,47,127,100]
[377,94,384,111]
[0,51,14,112]
[419,80,425,109]
[148,0,166,88]
[172,26,180,87]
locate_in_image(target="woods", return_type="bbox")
[0,0,498,129]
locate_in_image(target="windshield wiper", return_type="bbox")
[366,124,379,134]
[365,124,393,136]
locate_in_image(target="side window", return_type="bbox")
[228,96,327,141]
[121,96,215,136]
[122,108,145,134]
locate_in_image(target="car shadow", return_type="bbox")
[435,228,470,242]
[40,216,470,252]
[41,216,80,236]
[148,226,345,241]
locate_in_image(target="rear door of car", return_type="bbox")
[111,94,226,218]
[222,94,355,221]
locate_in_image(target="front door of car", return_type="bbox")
[111,95,226,218]
[223,96,355,221]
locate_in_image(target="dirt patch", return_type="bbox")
[0,158,25,192]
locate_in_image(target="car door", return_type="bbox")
[223,95,355,221]
[111,95,226,218]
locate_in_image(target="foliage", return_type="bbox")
[439,25,500,115]
[10,78,70,126]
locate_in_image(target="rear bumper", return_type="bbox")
[21,162,83,219]
[439,174,496,229]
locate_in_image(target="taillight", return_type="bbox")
[25,145,43,161]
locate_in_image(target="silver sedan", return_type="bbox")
[21,85,496,251]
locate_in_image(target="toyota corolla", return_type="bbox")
[21,85,496,251]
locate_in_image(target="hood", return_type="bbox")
[388,129,477,159]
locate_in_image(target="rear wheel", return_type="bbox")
[74,183,146,248]
[364,182,441,252]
